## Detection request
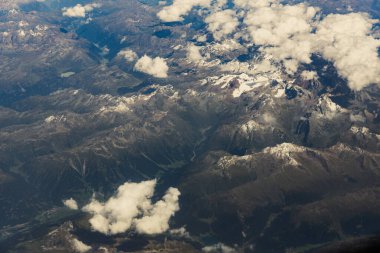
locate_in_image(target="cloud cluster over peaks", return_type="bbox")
[205,9,239,41]
[82,180,180,235]
[157,0,212,22]
[62,3,100,18]
[314,13,380,90]
[158,0,380,90]
[134,55,169,78]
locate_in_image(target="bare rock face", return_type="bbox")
[179,143,380,251]
[0,0,379,252]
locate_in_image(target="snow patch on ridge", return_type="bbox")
[264,143,306,166]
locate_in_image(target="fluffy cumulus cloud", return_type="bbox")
[134,187,181,234]
[243,2,380,89]
[82,180,180,235]
[314,13,380,90]
[62,3,100,18]
[205,9,239,41]
[117,49,138,62]
[71,238,91,253]
[244,2,319,73]
[158,0,380,90]
[157,0,211,22]
[134,55,169,78]
[187,44,204,63]
[63,198,79,210]
[234,0,276,8]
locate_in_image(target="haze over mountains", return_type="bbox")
[0,0,379,252]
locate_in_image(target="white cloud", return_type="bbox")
[202,243,236,253]
[169,226,190,238]
[63,198,79,210]
[62,3,100,18]
[205,9,239,41]
[134,187,180,235]
[244,4,380,89]
[215,0,227,8]
[196,34,208,42]
[157,0,211,22]
[244,3,318,74]
[134,55,169,78]
[350,113,366,123]
[262,112,277,125]
[187,44,205,63]
[301,70,317,80]
[82,180,180,235]
[219,61,252,73]
[234,0,276,8]
[117,49,138,62]
[71,238,91,253]
[160,0,380,90]
[315,13,380,90]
